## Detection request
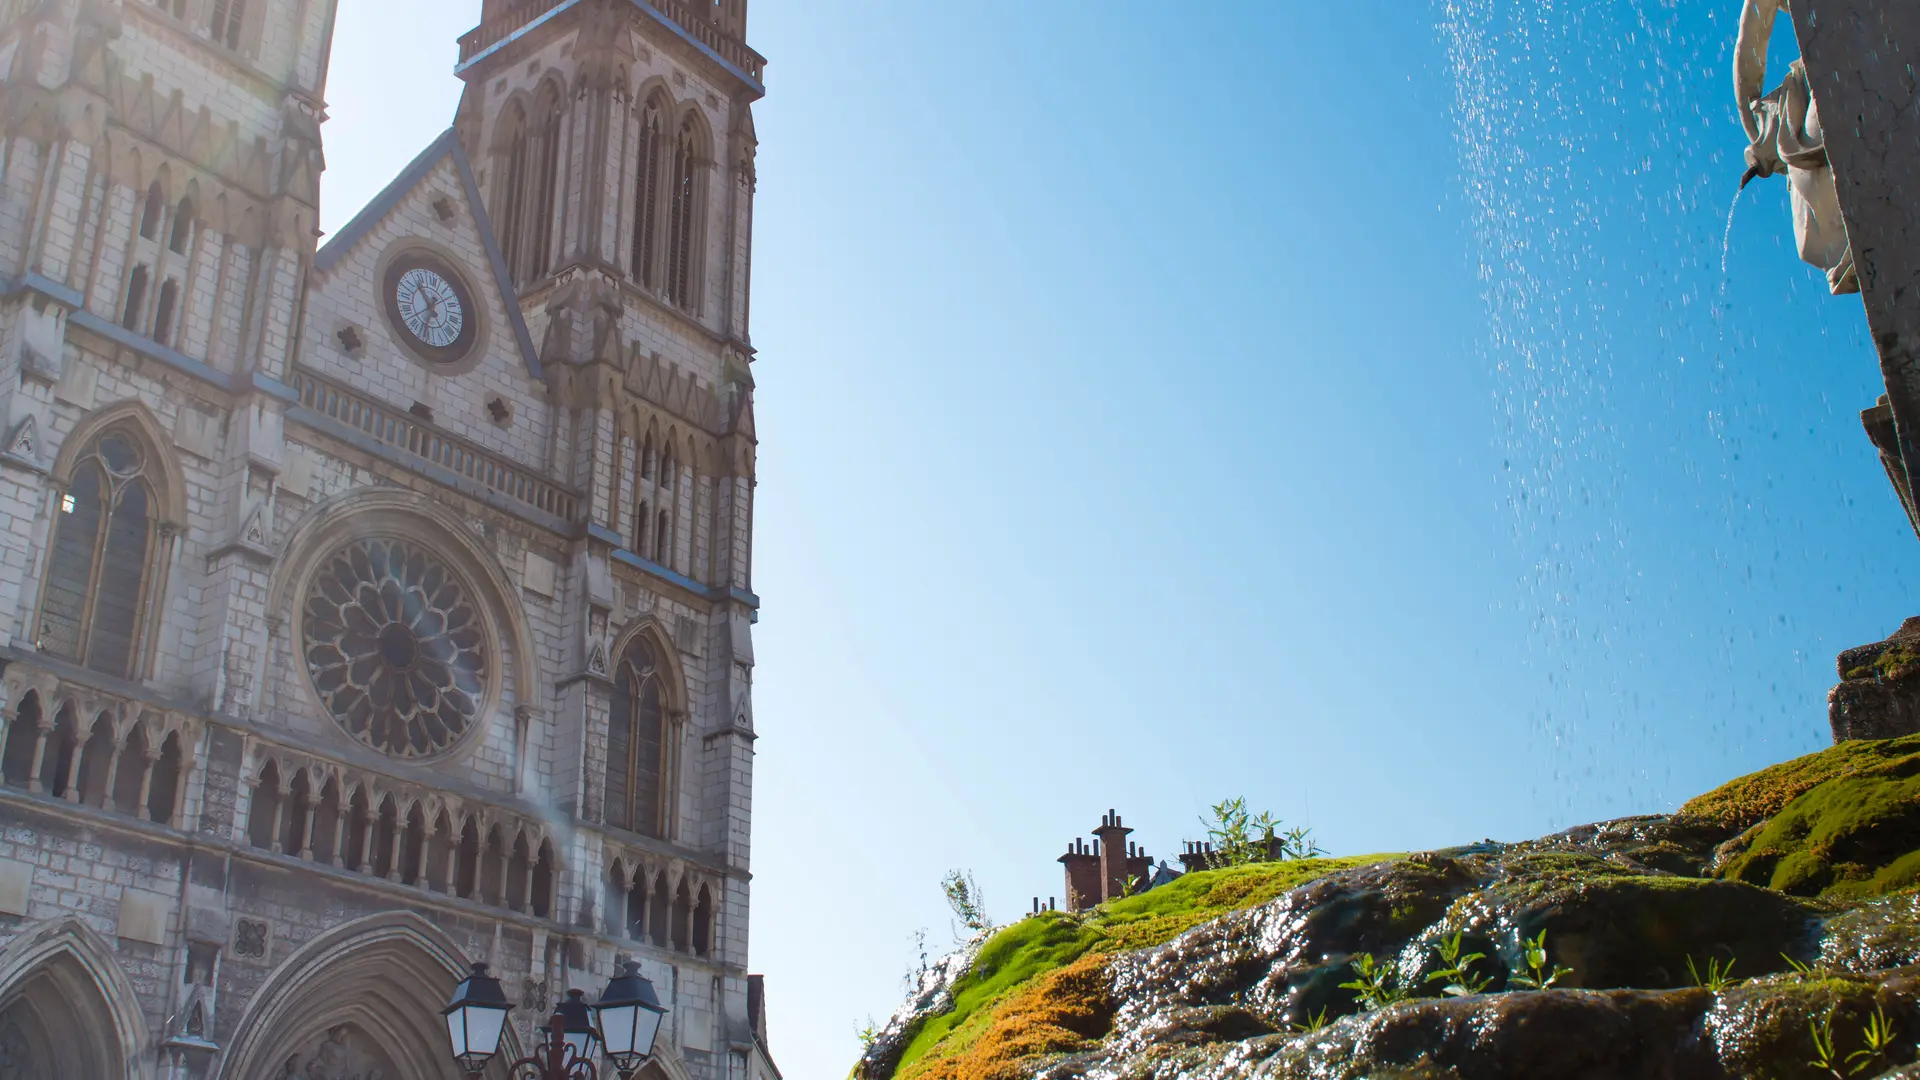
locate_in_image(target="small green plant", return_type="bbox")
[1810,1009,1845,1077]
[1782,953,1819,977]
[1426,930,1493,997]
[1122,873,1144,898]
[1848,1004,1898,1075]
[1202,797,1322,867]
[1288,1006,1330,1035]
[941,869,993,942]
[1340,952,1414,1011]
[1685,954,1738,991]
[1507,930,1573,990]
[1805,1004,1899,1078]
[856,1017,881,1050]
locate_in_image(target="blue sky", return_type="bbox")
[322,3,1914,1077]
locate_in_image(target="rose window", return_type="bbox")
[301,537,488,758]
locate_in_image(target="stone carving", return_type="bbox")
[277,1025,389,1080]
[233,917,269,959]
[2,416,38,467]
[1735,0,1857,293]
[521,977,549,1013]
[302,537,488,758]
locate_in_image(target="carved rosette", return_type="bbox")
[301,537,488,758]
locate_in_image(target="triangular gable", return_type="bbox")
[315,128,542,380]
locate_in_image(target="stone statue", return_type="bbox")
[1735,0,1857,293]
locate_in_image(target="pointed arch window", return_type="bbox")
[604,637,672,839]
[495,86,564,286]
[37,426,165,679]
[168,198,194,254]
[138,183,164,240]
[153,280,179,345]
[630,96,667,287]
[121,266,149,331]
[665,114,704,310]
[209,0,246,50]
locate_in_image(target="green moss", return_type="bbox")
[891,855,1392,1080]
[1680,735,1920,833]
[1713,740,1920,899]
[1846,645,1920,682]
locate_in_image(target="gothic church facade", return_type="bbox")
[0,0,771,1077]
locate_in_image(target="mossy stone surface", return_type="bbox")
[1710,740,1920,897]
[859,739,1920,1080]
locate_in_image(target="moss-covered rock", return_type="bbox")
[857,739,1920,1080]
[1680,735,1920,833]
[1705,739,1920,898]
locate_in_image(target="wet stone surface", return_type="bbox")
[1026,815,1920,1080]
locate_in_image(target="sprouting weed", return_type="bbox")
[1427,930,1494,997]
[1340,952,1414,1011]
[1809,1010,1844,1077]
[1781,953,1818,977]
[1288,1006,1330,1035]
[1685,954,1738,992]
[1846,1004,1898,1075]
[1507,930,1573,990]
[1807,1004,1898,1078]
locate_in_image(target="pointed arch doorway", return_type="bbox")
[217,911,502,1080]
[0,917,149,1079]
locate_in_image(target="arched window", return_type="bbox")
[631,94,667,287]
[603,637,672,838]
[648,870,670,948]
[665,113,704,309]
[138,183,164,240]
[110,724,148,815]
[37,425,164,679]
[532,839,555,918]
[495,86,564,286]
[1,692,42,788]
[152,279,178,345]
[246,761,280,850]
[209,0,246,49]
[313,780,343,865]
[121,266,148,330]
[402,804,427,886]
[168,198,193,254]
[493,101,530,283]
[147,732,182,825]
[693,884,713,957]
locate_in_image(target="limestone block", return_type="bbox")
[172,407,220,461]
[116,888,173,945]
[281,448,314,499]
[0,859,32,916]
[524,550,557,597]
[53,356,96,409]
[17,301,66,382]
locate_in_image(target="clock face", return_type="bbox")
[394,267,464,348]
[382,253,479,366]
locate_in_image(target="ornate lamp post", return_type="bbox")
[443,962,669,1080]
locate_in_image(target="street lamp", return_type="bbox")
[442,960,669,1080]
[595,962,668,1076]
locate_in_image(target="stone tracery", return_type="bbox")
[302,537,489,759]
